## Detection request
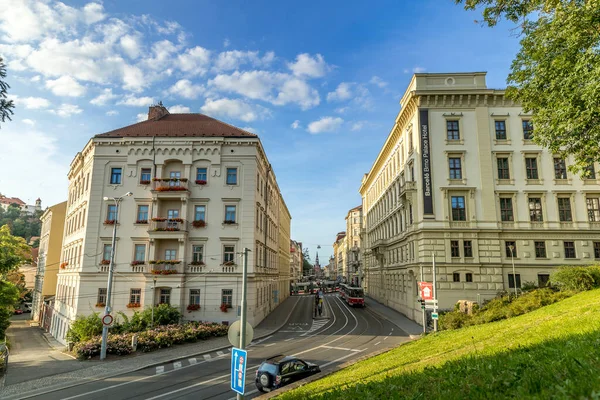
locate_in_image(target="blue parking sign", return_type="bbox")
[231,347,247,395]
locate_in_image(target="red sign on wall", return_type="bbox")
[418,282,433,300]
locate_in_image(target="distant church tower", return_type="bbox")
[314,252,320,276]
[35,198,42,211]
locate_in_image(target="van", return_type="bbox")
[22,302,32,313]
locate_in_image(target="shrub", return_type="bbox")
[67,313,103,343]
[439,311,470,330]
[550,265,600,292]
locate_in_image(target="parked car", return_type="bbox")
[13,309,23,315]
[22,302,32,313]
[255,355,320,392]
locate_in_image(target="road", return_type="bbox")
[29,294,411,400]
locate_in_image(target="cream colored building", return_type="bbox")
[333,232,347,282]
[32,201,67,322]
[289,240,302,283]
[360,72,600,324]
[50,105,291,344]
[345,205,363,285]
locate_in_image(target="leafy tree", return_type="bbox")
[302,248,313,276]
[0,206,43,243]
[0,281,19,339]
[0,57,14,126]
[456,0,600,174]
[5,270,29,300]
[0,225,31,275]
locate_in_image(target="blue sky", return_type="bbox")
[0,0,520,261]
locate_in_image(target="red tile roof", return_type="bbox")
[95,114,258,139]
[0,196,25,206]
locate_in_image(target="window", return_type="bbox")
[140,168,151,184]
[499,198,514,222]
[495,120,507,140]
[508,273,521,289]
[586,198,600,222]
[165,249,177,261]
[97,288,107,304]
[196,167,207,182]
[525,157,539,179]
[450,241,460,257]
[538,274,550,287]
[134,244,146,262]
[408,131,413,152]
[159,289,171,304]
[192,245,204,263]
[463,240,473,257]
[453,272,460,282]
[528,197,543,222]
[449,158,462,179]
[553,158,567,179]
[130,288,141,304]
[223,245,235,263]
[557,198,572,222]
[225,205,236,223]
[584,162,596,179]
[564,241,576,258]
[451,196,466,221]
[136,205,149,223]
[222,289,233,307]
[194,205,206,221]
[594,242,600,259]
[226,168,238,185]
[534,241,546,258]
[465,273,473,282]
[107,204,117,221]
[505,241,516,258]
[189,289,201,305]
[497,157,510,179]
[103,244,112,262]
[522,120,533,140]
[446,120,460,140]
[110,168,122,184]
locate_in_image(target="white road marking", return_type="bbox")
[155,366,164,374]
[374,341,381,346]
[284,338,294,341]
[320,345,362,352]
[217,351,225,356]
[189,358,197,365]
[264,343,276,347]
[173,361,182,369]
[203,354,211,361]
[384,336,389,340]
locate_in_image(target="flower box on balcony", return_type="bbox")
[126,303,141,308]
[151,217,167,221]
[223,261,236,266]
[130,260,145,266]
[154,227,181,231]
[95,302,105,308]
[60,262,68,269]
[195,180,207,185]
[151,269,178,275]
[135,219,148,224]
[104,219,116,225]
[187,304,201,311]
[149,260,181,265]
[191,220,206,228]
[156,186,187,191]
[189,260,205,266]
[140,180,151,185]
[220,303,229,312]
[100,259,110,265]
[223,220,236,225]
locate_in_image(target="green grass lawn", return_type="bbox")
[277,289,600,400]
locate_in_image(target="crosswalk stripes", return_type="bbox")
[299,319,329,337]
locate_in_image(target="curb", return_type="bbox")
[4,296,302,400]
[363,298,423,337]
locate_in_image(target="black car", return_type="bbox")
[255,355,321,392]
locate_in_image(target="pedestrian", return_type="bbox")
[318,298,323,316]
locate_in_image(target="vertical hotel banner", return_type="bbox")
[419,109,434,215]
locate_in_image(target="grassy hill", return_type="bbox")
[277,289,600,399]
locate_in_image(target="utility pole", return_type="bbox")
[237,248,250,400]
[420,264,425,334]
[151,276,157,328]
[509,245,518,297]
[100,191,132,360]
[432,252,438,333]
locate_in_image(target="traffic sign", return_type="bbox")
[425,304,436,310]
[231,347,247,395]
[425,299,438,304]
[418,282,433,300]
[102,314,113,326]
[431,312,439,320]
[228,320,254,348]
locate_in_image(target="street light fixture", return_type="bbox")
[508,245,518,297]
[100,191,132,361]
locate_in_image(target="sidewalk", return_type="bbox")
[0,296,301,400]
[365,296,423,337]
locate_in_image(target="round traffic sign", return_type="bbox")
[227,320,254,347]
[102,314,113,326]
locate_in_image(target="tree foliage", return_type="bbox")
[302,247,313,275]
[0,205,43,245]
[0,224,31,276]
[0,57,14,126]
[456,0,600,174]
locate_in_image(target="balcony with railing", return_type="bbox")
[149,261,181,275]
[151,178,189,198]
[187,261,206,273]
[148,218,188,239]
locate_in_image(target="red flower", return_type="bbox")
[60,262,68,269]
[126,303,141,308]
[104,219,116,225]
[187,304,201,311]
[192,220,206,228]
[220,303,229,312]
[100,259,110,265]
[195,180,207,185]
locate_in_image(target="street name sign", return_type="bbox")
[231,347,247,395]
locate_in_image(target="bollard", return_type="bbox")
[132,334,138,352]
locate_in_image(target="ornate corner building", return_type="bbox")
[359,72,600,322]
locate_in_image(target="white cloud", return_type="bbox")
[201,98,270,122]
[370,76,388,88]
[214,50,275,72]
[413,67,426,73]
[117,95,154,107]
[351,122,364,131]
[241,126,258,134]
[122,64,145,92]
[168,105,191,113]
[106,110,118,116]
[13,96,50,109]
[119,34,141,59]
[45,75,86,97]
[307,116,343,134]
[273,78,320,109]
[291,120,300,129]
[177,46,211,76]
[223,38,230,48]
[327,82,353,102]
[49,103,82,118]
[167,79,204,99]
[90,88,118,106]
[335,107,348,114]
[30,75,41,82]
[22,119,35,126]
[136,113,147,122]
[82,2,106,25]
[288,53,330,78]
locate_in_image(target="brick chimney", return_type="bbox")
[147,101,169,121]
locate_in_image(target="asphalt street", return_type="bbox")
[28,294,411,400]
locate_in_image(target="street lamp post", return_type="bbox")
[508,245,518,297]
[151,276,157,328]
[100,192,132,361]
